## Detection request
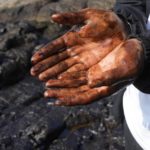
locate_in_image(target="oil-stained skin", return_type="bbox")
[30,8,126,77]
[87,39,144,87]
[44,39,144,106]
[30,8,144,106]
[38,36,123,81]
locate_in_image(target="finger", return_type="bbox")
[31,50,68,76]
[31,42,92,76]
[51,9,88,25]
[55,81,127,106]
[58,71,86,80]
[31,36,66,64]
[46,77,87,88]
[44,85,90,98]
[56,86,111,106]
[51,8,101,25]
[38,56,78,81]
[30,45,82,76]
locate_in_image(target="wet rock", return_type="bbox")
[18,22,37,34]
[47,97,124,150]
[0,47,31,86]
[0,24,6,36]
[0,0,49,23]
[0,75,69,150]
[87,0,115,9]
[0,21,42,86]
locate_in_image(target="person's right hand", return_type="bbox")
[30,8,127,81]
[44,39,144,106]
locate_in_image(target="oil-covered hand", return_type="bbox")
[30,9,144,106]
[30,8,127,80]
[44,39,144,106]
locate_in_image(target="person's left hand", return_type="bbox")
[44,39,144,106]
[30,8,127,80]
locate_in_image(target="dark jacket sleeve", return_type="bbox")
[114,0,147,35]
[114,0,150,93]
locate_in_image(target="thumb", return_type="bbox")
[51,11,86,25]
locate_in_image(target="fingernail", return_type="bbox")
[31,57,36,64]
[52,14,59,18]
[45,82,49,87]
[44,91,49,97]
[30,68,36,76]
[39,74,45,81]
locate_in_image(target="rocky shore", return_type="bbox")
[0,0,125,149]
